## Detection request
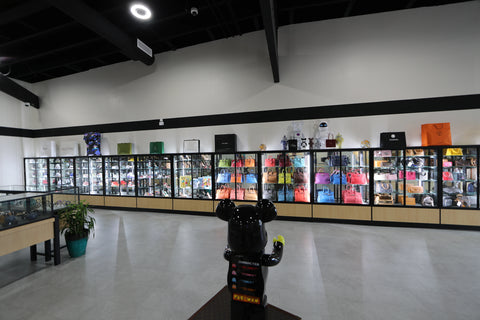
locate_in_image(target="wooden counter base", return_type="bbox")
[313,205,371,220]
[373,207,439,224]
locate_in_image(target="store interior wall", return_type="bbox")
[1,1,480,184]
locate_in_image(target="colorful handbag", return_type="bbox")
[293,157,305,167]
[326,133,336,148]
[230,173,243,183]
[421,123,452,146]
[245,158,256,167]
[279,156,292,167]
[467,182,477,193]
[407,185,424,193]
[398,195,416,205]
[278,169,292,184]
[293,168,308,184]
[317,188,335,203]
[231,159,244,167]
[445,148,463,156]
[442,159,453,167]
[264,157,276,167]
[442,171,454,181]
[375,182,392,193]
[406,171,416,180]
[216,170,231,183]
[330,155,349,166]
[215,186,231,199]
[374,172,387,180]
[385,173,398,180]
[342,186,363,204]
[230,186,245,200]
[262,169,278,184]
[330,171,347,185]
[381,150,392,157]
[315,170,330,184]
[348,170,368,185]
[245,173,258,184]
[244,188,258,201]
[294,186,310,203]
[406,149,425,156]
[374,150,382,157]
[277,186,294,202]
[218,159,232,167]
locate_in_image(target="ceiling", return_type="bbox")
[0,0,472,84]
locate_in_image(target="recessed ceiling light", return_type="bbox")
[130,3,152,20]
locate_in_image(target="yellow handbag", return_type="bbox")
[445,148,463,156]
[278,169,292,184]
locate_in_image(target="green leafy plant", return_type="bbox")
[59,201,95,238]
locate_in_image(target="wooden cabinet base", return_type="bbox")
[441,209,480,226]
[275,203,311,218]
[0,218,54,256]
[373,207,439,224]
[313,205,371,221]
[80,195,105,206]
[105,196,137,208]
[137,198,172,210]
[173,199,213,212]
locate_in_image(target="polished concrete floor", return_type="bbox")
[1,209,480,320]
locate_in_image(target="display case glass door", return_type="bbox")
[215,154,235,200]
[373,149,403,205]
[313,151,338,204]
[261,152,281,202]
[25,158,49,191]
[236,153,258,201]
[403,148,438,207]
[174,155,192,198]
[75,157,90,194]
[286,152,310,203]
[341,150,369,204]
[442,147,477,208]
[105,157,120,196]
[89,157,104,195]
[192,154,212,199]
[119,156,135,196]
[137,156,155,197]
[155,155,172,197]
[49,158,62,190]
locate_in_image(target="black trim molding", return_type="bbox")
[2,94,480,138]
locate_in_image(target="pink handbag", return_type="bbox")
[342,186,363,204]
[347,170,368,185]
[315,170,330,184]
[406,171,416,180]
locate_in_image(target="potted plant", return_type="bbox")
[59,201,96,258]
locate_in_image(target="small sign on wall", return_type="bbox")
[59,141,79,156]
[37,141,56,157]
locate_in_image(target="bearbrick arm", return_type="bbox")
[261,235,285,266]
[224,246,233,261]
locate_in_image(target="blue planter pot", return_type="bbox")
[65,236,88,258]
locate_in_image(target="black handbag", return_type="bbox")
[329,155,349,166]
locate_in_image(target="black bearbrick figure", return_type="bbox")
[216,199,285,320]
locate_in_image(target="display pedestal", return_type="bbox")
[188,286,301,320]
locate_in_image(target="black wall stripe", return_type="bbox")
[2,94,480,138]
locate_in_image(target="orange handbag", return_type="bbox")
[245,158,255,167]
[421,123,452,146]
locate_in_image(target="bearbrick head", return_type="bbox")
[216,199,277,254]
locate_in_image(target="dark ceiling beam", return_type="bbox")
[0,74,40,108]
[344,0,357,17]
[47,0,154,66]
[227,1,242,35]
[206,0,229,38]
[259,0,279,83]
[280,0,349,12]
[0,0,50,27]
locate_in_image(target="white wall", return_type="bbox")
[4,2,480,176]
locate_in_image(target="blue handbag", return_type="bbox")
[246,173,258,184]
[293,157,305,167]
[216,170,231,183]
[278,186,294,202]
[330,171,347,185]
[317,188,335,203]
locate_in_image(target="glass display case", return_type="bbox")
[0,193,51,230]
[137,155,172,197]
[214,153,258,201]
[24,158,49,191]
[341,150,369,204]
[75,157,104,195]
[49,157,75,190]
[104,156,136,196]
[403,148,438,207]
[261,151,310,203]
[174,154,212,199]
[441,147,478,208]
[373,149,403,206]
[314,150,369,205]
